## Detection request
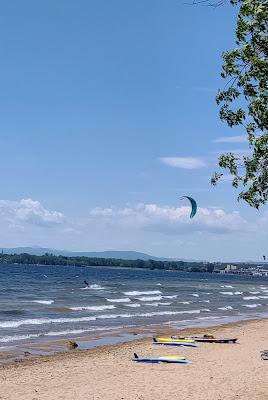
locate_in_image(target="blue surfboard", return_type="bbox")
[132,357,192,364]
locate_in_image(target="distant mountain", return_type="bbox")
[1,246,204,262]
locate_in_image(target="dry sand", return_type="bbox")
[1,319,268,400]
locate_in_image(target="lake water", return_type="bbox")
[1,264,268,349]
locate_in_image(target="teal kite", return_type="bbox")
[181,196,197,219]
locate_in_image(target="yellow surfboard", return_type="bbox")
[158,355,186,360]
[155,337,195,344]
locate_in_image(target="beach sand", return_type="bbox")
[1,319,268,400]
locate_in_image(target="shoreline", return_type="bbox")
[1,318,268,399]
[0,314,264,366]
[0,317,265,367]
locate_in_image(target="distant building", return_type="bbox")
[225,264,237,273]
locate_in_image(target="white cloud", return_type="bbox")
[159,157,207,169]
[89,203,247,235]
[0,198,65,227]
[213,135,247,144]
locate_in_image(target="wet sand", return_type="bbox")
[1,319,268,400]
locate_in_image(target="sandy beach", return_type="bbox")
[1,319,268,400]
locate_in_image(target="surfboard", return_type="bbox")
[155,337,195,344]
[132,356,191,364]
[180,336,237,343]
[153,341,199,348]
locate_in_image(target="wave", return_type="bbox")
[144,302,172,307]
[80,284,104,290]
[259,295,268,299]
[243,304,261,308]
[220,292,234,295]
[178,301,191,305]
[137,296,162,302]
[162,295,177,299]
[191,294,199,297]
[234,291,243,295]
[70,305,115,311]
[220,285,234,288]
[249,291,260,294]
[243,296,259,300]
[125,303,141,308]
[199,300,210,303]
[0,325,135,344]
[106,298,131,303]
[31,300,54,305]
[124,290,161,296]
[218,306,233,311]
[0,309,205,328]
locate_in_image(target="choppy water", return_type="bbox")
[1,264,268,348]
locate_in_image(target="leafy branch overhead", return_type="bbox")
[212,0,268,208]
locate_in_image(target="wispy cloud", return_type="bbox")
[212,135,247,144]
[159,157,207,169]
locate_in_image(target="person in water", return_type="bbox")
[84,280,89,286]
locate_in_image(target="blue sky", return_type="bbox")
[0,1,265,261]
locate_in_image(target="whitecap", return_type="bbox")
[136,296,162,302]
[0,309,204,328]
[106,298,131,303]
[243,296,259,300]
[81,284,104,290]
[0,325,134,343]
[144,302,171,307]
[243,304,261,308]
[220,292,234,295]
[31,300,54,305]
[220,285,234,288]
[199,300,210,303]
[124,290,161,296]
[125,303,141,308]
[191,294,199,297]
[249,291,260,294]
[70,305,115,311]
[163,295,177,299]
[218,306,233,311]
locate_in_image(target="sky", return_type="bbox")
[0,0,266,261]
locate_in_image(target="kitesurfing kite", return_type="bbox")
[181,196,197,219]
[263,255,266,261]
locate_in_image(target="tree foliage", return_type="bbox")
[0,252,215,272]
[212,0,268,208]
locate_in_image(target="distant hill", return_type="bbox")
[1,246,204,262]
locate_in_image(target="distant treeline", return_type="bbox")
[0,252,216,273]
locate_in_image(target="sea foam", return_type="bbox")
[106,298,131,303]
[70,305,115,311]
[124,290,161,296]
[136,296,162,302]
